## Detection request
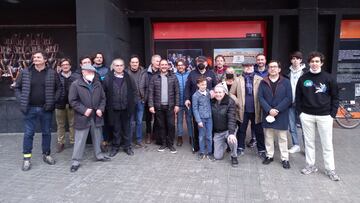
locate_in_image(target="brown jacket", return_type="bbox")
[229,74,262,124]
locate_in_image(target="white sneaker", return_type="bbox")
[289,145,301,153]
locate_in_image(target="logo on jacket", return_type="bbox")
[314,83,327,93]
[303,80,313,87]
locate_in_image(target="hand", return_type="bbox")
[174,106,179,114]
[227,134,237,144]
[198,122,204,128]
[210,90,215,98]
[149,107,155,114]
[185,100,191,109]
[96,109,103,117]
[269,108,279,117]
[84,108,93,117]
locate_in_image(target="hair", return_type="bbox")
[307,51,325,63]
[196,76,207,84]
[159,59,168,64]
[59,58,71,66]
[215,55,225,62]
[32,50,48,60]
[268,60,281,68]
[290,51,303,60]
[151,54,161,61]
[111,58,125,67]
[79,55,92,65]
[175,58,186,66]
[91,52,106,65]
[256,53,266,59]
[130,54,140,61]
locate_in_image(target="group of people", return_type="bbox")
[14,50,340,181]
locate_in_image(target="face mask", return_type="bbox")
[197,63,206,70]
[310,68,321,74]
[84,74,95,82]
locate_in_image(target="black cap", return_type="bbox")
[195,56,207,63]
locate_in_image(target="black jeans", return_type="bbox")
[192,116,200,152]
[236,112,265,152]
[155,105,175,147]
[112,110,131,150]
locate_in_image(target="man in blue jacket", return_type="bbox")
[258,60,292,169]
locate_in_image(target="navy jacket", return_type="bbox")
[184,69,217,101]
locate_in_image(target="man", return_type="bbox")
[140,54,161,144]
[175,59,193,146]
[296,51,340,181]
[148,59,180,153]
[214,55,229,83]
[92,52,109,81]
[103,58,137,157]
[55,58,80,153]
[230,63,266,159]
[68,64,110,172]
[15,50,60,171]
[283,51,308,153]
[258,60,292,169]
[184,56,217,152]
[126,55,147,148]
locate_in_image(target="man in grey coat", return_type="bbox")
[68,64,110,172]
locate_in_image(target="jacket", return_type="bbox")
[230,74,263,124]
[258,75,292,130]
[68,77,106,130]
[192,90,212,123]
[126,67,146,101]
[211,94,237,134]
[283,64,309,104]
[184,68,217,101]
[175,70,190,107]
[14,65,61,113]
[148,71,180,109]
[140,65,158,103]
[56,71,81,109]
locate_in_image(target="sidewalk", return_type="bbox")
[0,127,359,202]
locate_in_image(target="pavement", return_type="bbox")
[0,126,360,203]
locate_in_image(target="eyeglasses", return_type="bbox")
[61,63,70,66]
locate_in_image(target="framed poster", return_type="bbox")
[167,49,202,70]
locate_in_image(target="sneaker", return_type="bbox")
[281,160,291,169]
[289,145,301,153]
[169,146,177,154]
[231,156,239,167]
[198,153,206,160]
[70,164,80,172]
[207,154,215,161]
[124,148,135,156]
[258,151,267,160]
[246,138,257,148]
[22,159,31,171]
[176,136,183,146]
[237,148,245,156]
[158,145,167,152]
[134,142,147,149]
[262,157,274,165]
[325,170,340,181]
[301,165,318,175]
[42,155,56,165]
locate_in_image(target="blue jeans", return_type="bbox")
[130,101,145,143]
[176,106,193,138]
[289,106,299,145]
[198,118,213,155]
[23,107,53,156]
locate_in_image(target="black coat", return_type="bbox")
[68,77,106,130]
[14,65,61,113]
[211,95,237,135]
[56,71,81,109]
[102,71,137,125]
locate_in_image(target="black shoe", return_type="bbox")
[237,148,244,156]
[282,160,291,169]
[109,149,119,157]
[97,156,111,162]
[42,154,56,165]
[246,138,257,148]
[198,153,206,160]
[231,156,239,167]
[124,148,134,156]
[207,154,215,161]
[262,157,274,165]
[158,145,167,152]
[70,164,80,172]
[258,151,267,160]
[22,159,31,171]
[169,146,177,154]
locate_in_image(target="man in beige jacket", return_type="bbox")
[230,63,266,159]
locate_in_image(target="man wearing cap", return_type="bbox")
[184,56,217,152]
[230,62,266,159]
[68,64,110,172]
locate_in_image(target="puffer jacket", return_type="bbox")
[211,95,237,134]
[148,71,179,109]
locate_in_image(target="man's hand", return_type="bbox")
[227,134,237,144]
[185,100,191,109]
[174,106,179,114]
[269,108,279,117]
[149,107,155,114]
[210,90,215,98]
[96,109,103,117]
[198,122,204,128]
[84,108,93,117]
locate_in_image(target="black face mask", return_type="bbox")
[197,63,206,70]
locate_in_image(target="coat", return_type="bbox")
[211,94,237,135]
[230,74,263,124]
[68,77,106,130]
[56,71,81,109]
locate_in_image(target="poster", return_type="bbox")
[167,49,202,70]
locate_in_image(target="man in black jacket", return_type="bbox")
[15,50,61,171]
[148,59,180,153]
[103,58,137,157]
[55,58,80,153]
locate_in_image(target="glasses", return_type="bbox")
[61,63,70,66]
[114,64,124,67]
[269,65,279,69]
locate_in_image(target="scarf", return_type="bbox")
[243,72,255,95]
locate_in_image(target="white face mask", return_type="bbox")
[84,74,95,82]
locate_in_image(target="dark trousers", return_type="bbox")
[236,112,265,152]
[155,105,175,147]
[192,116,200,152]
[145,102,160,143]
[112,110,131,150]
